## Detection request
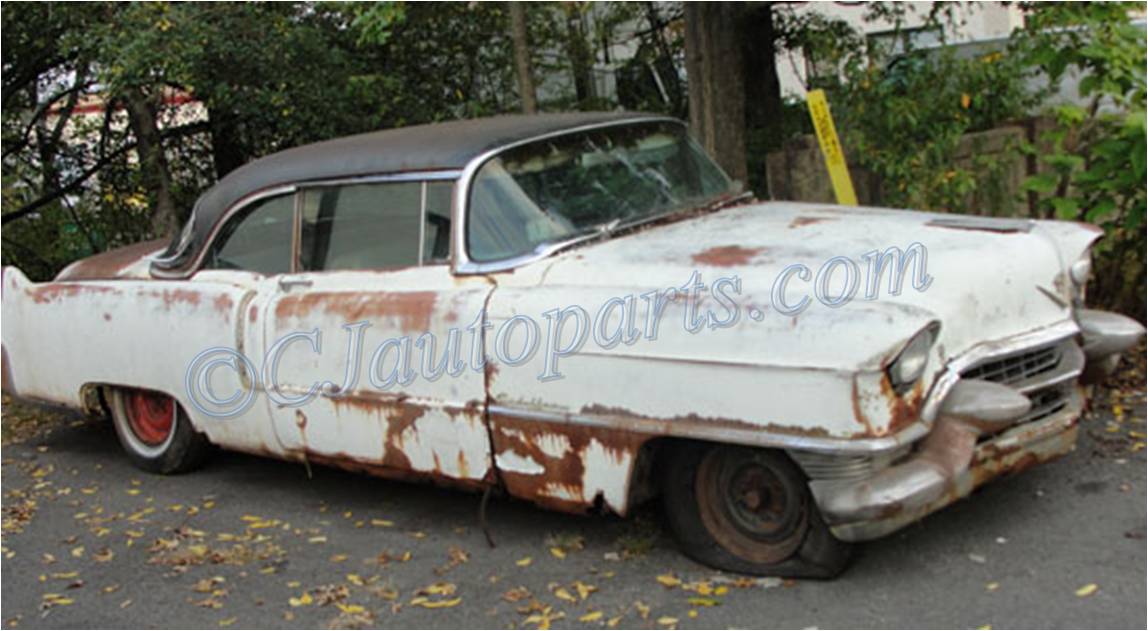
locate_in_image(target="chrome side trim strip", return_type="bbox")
[487,404,930,455]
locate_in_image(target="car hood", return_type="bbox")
[504,201,1101,372]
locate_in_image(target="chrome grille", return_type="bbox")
[960,339,1080,428]
[961,344,1062,386]
[1014,384,1072,425]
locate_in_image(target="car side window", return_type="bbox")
[423,181,453,264]
[299,182,422,271]
[203,194,295,275]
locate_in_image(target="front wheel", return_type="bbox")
[108,388,209,474]
[661,442,850,578]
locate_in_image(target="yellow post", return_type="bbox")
[806,89,858,206]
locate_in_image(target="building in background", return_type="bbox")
[776,1,1027,97]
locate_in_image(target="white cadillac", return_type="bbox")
[3,113,1143,577]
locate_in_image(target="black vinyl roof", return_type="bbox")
[151,111,670,274]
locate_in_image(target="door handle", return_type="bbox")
[278,277,313,291]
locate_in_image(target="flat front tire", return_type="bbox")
[108,388,209,474]
[661,442,851,578]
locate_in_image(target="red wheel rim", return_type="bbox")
[125,391,174,446]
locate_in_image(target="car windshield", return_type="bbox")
[466,121,737,263]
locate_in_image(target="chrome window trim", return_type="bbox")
[451,116,684,275]
[417,181,428,266]
[295,170,460,189]
[155,184,298,280]
[154,170,461,279]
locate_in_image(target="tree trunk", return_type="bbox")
[684,2,747,184]
[743,2,782,196]
[564,4,596,109]
[509,2,538,114]
[124,87,178,239]
[208,108,246,180]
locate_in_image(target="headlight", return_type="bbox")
[1070,257,1091,286]
[888,325,939,392]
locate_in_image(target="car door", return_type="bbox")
[263,176,495,484]
[178,190,296,456]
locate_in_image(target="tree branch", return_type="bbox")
[1,80,95,160]
[1,120,210,226]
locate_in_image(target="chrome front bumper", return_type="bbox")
[799,309,1144,542]
[818,390,1081,542]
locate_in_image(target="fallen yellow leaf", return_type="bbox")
[410,596,462,609]
[550,547,566,559]
[288,592,313,607]
[1075,583,1098,597]
[574,581,597,601]
[554,587,577,603]
[579,611,603,622]
[656,574,680,588]
[516,556,533,567]
[688,597,720,607]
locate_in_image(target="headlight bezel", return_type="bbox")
[887,323,940,393]
[1068,254,1092,307]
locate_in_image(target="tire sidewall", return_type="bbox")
[109,389,207,474]
[661,441,850,578]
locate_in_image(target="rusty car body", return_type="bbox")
[3,112,1143,576]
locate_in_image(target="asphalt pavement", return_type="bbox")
[1,386,1144,630]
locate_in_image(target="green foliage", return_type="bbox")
[1014,2,1147,319]
[3,1,683,280]
[832,42,1035,212]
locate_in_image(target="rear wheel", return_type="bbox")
[109,388,209,474]
[661,442,850,578]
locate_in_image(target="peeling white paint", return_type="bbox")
[395,409,489,479]
[581,439,633,512]
[533,432,571,459]
[495,449,545,475]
